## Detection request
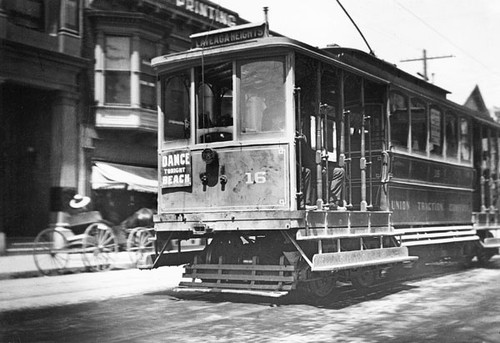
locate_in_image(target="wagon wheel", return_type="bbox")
[127,228,154,265]
[82,222,118,272]
[307,273,338,298]
[33,228,70,276]
[350,268,376,290]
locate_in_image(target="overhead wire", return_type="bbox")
[394,0,497,75]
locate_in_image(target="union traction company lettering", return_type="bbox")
[391,200,469,212]
[162,151,192,188]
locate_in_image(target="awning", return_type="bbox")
[92,161,158,193]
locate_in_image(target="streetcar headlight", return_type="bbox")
[201,148,218,165]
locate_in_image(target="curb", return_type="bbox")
[0,254,137,280]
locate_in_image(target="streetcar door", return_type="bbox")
[294,55,387,210]
[342,73,386,210]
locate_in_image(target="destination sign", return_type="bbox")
[191,23,267,49]
[161,150,192,188]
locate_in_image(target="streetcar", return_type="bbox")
[144,21,500,297]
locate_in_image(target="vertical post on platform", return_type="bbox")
[315,64,323,209]
[360,79,367,211]
[338,70,346,208]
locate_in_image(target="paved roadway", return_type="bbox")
[1,259,500,342]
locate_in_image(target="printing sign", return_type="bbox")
[174,0,237,27]
[161,150,192,188]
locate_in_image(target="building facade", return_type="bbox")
[0,0,88,250]
[0,0,243,251]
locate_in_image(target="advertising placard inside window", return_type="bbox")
[161,150,192,188]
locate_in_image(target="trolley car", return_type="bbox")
[145,21,500,297]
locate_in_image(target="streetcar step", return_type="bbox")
[481,237,500,248]
[311,246,418,272]
[180,256,296,293]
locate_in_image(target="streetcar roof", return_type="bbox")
[152,31,389,86]
[153,23,499,129]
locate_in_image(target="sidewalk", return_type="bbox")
[0,251,137,280]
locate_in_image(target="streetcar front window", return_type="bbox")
[239,57,286,136]
[195,62,233,143]
[162,72,190,142]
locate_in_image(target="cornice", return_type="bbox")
[1,39,90,69]
[85,9,173,34]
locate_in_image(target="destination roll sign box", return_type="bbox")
[161,150,192,188]
[191,23,267,49]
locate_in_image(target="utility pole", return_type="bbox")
[400,49,454,81]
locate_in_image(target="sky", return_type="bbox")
[215,0,500,109]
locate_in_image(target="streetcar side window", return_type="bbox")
[429,106,443,156]
[195,62,233,143]
[162,72,190,142]
[364,80,385,151]
[320,65,339,161]
[239,57,286,136]
[490,132,497,175]
[497,135,500,173]
[411,98,427,155]
[389,92,408,150]
[460,117,471,162]
[445,111,458,159]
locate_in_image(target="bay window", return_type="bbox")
[104,36,131,105]
[140,39,157,110]
[63,0,79,32]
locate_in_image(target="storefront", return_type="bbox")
[91,162,157,224]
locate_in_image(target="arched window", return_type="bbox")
[162,73,190,141]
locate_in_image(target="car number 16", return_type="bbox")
[245,171,267,184]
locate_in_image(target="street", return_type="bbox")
[1,259,500,342]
